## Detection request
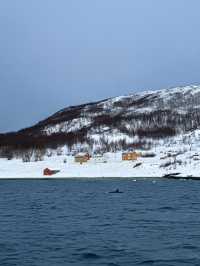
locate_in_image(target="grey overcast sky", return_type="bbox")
[1,0,200,132]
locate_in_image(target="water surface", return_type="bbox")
[0,178,200,266]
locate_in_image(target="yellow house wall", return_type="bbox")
[75,157,88,163]
[122,152,141,161]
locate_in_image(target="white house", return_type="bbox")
[93,154,107,163]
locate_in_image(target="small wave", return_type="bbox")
[168,243,199,251]
[138,259,155,265]
[81,252,101,260]
[138,258,200,265]
[182,244,199,250]
[97,223,113,227]
[158,206,176,211]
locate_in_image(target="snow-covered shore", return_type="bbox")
[0,149,199,179]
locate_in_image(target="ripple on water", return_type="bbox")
[138,258,200,266]
[0,180,200,266]
[80,252,101,260]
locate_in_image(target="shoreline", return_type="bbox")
[0,151,199,179]
[0,174,198,180]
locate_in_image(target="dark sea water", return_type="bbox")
[0,178,200,266]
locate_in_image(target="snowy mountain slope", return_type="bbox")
[1,84,200,156]
[41,84,200,136]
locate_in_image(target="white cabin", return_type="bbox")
[93,154,107,163]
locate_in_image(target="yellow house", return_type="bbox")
[122,152,141,161]
[74,153,90,163]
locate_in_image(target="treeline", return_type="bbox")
[0,128,88,161]
[91,109,200,137]
[0,129,152,161]
[0,130,86,150]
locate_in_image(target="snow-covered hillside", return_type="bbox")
[41,84,200,140]
[1,84,200,159]
[0,128,200,178]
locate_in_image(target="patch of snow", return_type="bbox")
[43,117,92,135]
